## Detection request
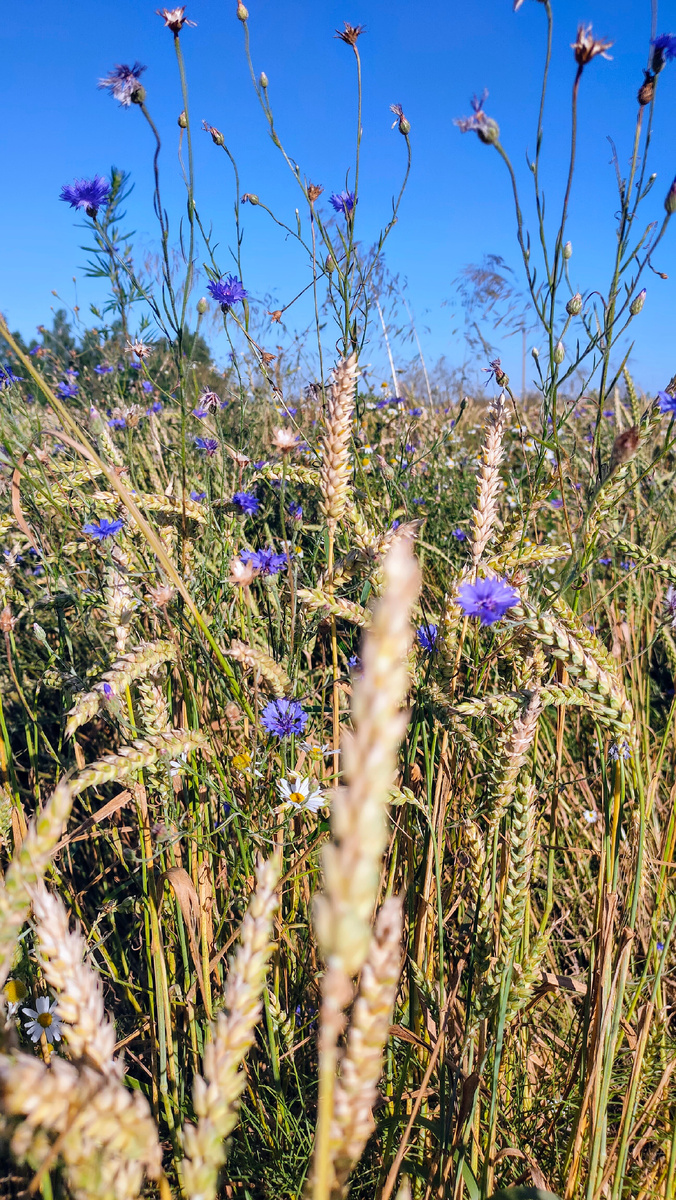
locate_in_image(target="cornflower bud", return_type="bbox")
[638,71,656,106]
[196,297,208,315]
[241,193,259,205]
[531,346,539,359]
[237,1,248,18]
[563,241,573,259]
[629,288,646,315]
[665,176,676,215]
[259,72,269,88]
[178,110,188,128]
[553,341,565,364]
[566,293,582,315]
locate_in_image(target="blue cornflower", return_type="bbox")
[57,381,79,398]
[102,683,113,698]
[651,33,676,69]
[657,941,665,952]
[141,380,153,393]
[348,654,362,672]
[261,697,308,739]
[98,61,147,106]
[109,417,126,429]
[609,739,631,762]
[376,399,388,410]
[241,547,288,576]
[417,624,438,653]
[391,519,400,531]
[329,190,356,216]
[0,364,23,389]
[657,389,676,414]
[83,517,124,541]
[410,407,423,417]
[551,498,563,509]
[193,406,209,419]
[207,274,248,311]
[253,460,268,470]
[60,176,110,217]
[66,368,79,377]
[194,436,219,456]
[190,490,207,502]
[452,529,467,541]
[149,400,163,413]
[288,502,303,520]
[598,556,612,565]
[411,498,425,506]
[456,577,519,625]
[94,364,113,375]
[233,491,260,516]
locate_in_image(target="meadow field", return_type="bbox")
[0,4,675,1199]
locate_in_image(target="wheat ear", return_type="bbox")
[182,853,280,1200]
[31,886,119,1077]
[320,354,358,529]
[66,639,176,738]
[485,690,541,831]
[329,896,403,1194]
[471,393,506,567]
[226,639,291,696]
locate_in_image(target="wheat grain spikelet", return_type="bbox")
[226,639,291,696]
[31,886,119,1077]
[471,393,506,566]
[66,639,176,738]
[321,354,358,527]
[314,539,420,977]
[182,853,280,1200]
[485,690,541,831]
[298,588,371,628]
[329,896,403,1193]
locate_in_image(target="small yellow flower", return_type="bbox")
[232,750,251,772]
[3,979,27,1006]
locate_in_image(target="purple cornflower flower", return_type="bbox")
[456,577,519,625]
[411,497,425,506]
[260,697,308,739]
[190,490,207,501]
[232,491,260,515]
[348,654,361,672]
[657,389,676,414]
[98,62,146,106]
[651,33,676,69]
[59,176,110,218]
[57,381,79,398]
[452,529,467,541]
[376,399,388,410]
[599,557,612,565]
[141,380,154,393]
[454,91,500,144]
[241,547,288,576]
[410,407,423,417]
[109,417,126,429]
[417,624,438,653]
[192,406,209,419]
[657,941,665,952]
[149,400,163,413]
[391,519,400,531]
[194,436,219,456]
[94,364,113,375]
[329,190,356,216]
[207,274,247,311]
[0,365,23,388]
[288,502,303,520]
[102,683,113,698]
[83,517,124,541]
[609,739,631,762]
[551,498,563,509]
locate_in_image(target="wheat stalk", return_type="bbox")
[320,354,358,529]
[471,393,506,567]
[182,853,280,1200]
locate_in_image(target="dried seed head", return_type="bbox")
[0,607,15,634]
[126,339,151,360]
[272,427,298,453]
[638,71,656,106]
[146,584,176,608]
[307,183,323,204]
[228,557,257,588]
[609,426,640,472]
[336,22,366,45]
[157,6,196,31]
[571,23,613,66]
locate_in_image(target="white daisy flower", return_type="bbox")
[277,774,325,814]
[583,809,599,824]
[299,740,333,762]
[22,997,63,1044]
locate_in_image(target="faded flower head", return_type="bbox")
[98,62,146,106]
[23,997,63,1044]
[272,427,299,453]
[571,24,613,66]
[329,190,356,217]
[203,120,225,146]
[336,22,365,45]
[157,6,196,32]
[0,607,15,634]
[277,773,325,814]
[390,103,411,135]
[83,517,124,541]
[307,182,324,204]
[454,91,500,144]
[127,339,152,360]
[60,176,110,218]
[207,274,248,311]
[229,556,257,588]
[261,697,308,739]
[146,583,176,608]
[609,738,631,762]
[197,388,222,412]
[456,576,519,625]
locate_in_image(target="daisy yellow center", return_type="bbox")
[4,979,26,1004]
[37,1012,52,1028]
[289,792,305,805]
[232,752,251,771]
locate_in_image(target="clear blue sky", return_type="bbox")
[3,0,676,393]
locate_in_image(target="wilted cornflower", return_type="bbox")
[454,91,500,144]
[261,697,308,739]
[60,176,110,218]
[664,586,676,625]
[329,190,356,216]
[197,388,222,412]
[98,62,146,106]
[229,557,257,588]
[272,427,299,453]
[194,436,219,456]
[126,339,152,360]
[417,623,438,653]
[657,389,676,414]
[288,502,303,520]
[335,22,365,45]
[571,24,613,66]
[156,6,196,32]
[232,491,260,516]
[83,517,124,541]
[456,577,519,625]
[207,274,247,311]
[57,381,78,398]
[609,739,631,762]
[483,357,507,386]
[390,103,411,135]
